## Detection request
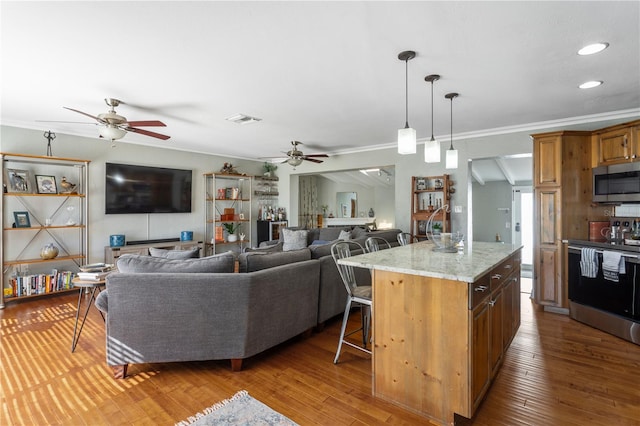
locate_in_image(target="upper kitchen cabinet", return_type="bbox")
[593,120,640,167]
[533,134,562,187]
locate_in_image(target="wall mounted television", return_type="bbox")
[105,163,192,214]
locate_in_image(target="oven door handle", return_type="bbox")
[568,246,640,261]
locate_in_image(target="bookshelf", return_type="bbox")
[1,153,89,308]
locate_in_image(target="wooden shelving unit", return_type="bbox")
[410,175,453,240]
[1,152,89,308]
[204,173,252,255]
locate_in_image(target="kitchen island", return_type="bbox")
[339,241,522,425]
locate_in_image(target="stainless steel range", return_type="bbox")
[567,240,640,345]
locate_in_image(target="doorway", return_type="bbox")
[513,186,533,295]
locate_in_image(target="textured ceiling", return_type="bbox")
[1,1,639,162]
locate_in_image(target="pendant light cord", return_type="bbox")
[449,97,454,150]
[430,81,435,139]
[404,59,409,129]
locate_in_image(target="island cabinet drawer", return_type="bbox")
[469,273,491,309]
[490,257,515,292]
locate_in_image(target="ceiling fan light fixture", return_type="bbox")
[99,125,127,141]
[287,157,303,167]
[397,50,417,155]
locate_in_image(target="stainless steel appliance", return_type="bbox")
[567,240,640,344]
[592,162,640,203]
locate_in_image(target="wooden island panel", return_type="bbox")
[372,269,471,424]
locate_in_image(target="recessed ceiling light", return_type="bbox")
[225,113,262,124]
[579,80,603,89]
[578,42,609,56]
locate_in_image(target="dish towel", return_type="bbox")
[580,248,598,278]
[602,250,625,282]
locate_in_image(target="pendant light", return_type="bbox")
[397,51,416,155]
[445,92,459,169]
[424,74,441,163]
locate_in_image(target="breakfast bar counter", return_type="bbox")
[340,241,522,425]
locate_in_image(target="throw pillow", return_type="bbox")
[351,226,367,239]
[116,251,235,273]
[282,228,309,251]
[149,246,200,259]
[338,230,352,241]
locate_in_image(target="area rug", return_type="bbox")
[175,390,298,426]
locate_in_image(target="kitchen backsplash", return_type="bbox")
[614,204,640,218]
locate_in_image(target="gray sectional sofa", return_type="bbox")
[95,226,401,378]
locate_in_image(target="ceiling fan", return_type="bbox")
[267,141,328,167]
[61,98,170,141]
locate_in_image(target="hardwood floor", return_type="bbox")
[1,291,639,425]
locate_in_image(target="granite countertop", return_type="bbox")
[338,241,521,283]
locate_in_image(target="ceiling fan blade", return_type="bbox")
[125,127,171,140]
[63,107,105,123]
[303,154,329,158]
[36,120,97,124]
[126,120,166,127]
[303,157,324,163]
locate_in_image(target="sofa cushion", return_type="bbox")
[149,246,200,259]
[116,251,235,273]
[282,228,309,251]
[237,248,311,273]
[318,227,349,241]
[249,241,284,252]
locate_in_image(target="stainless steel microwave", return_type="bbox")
[593,162,640,203]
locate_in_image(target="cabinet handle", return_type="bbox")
[489,299,496,307]
[491,274,502,280]
[475,285,488,292]
[504,264,512,270]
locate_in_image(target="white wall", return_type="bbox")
[1,126,265,263]
[472,181,514,243]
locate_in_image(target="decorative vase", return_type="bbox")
[40,244,59,260]
[227,234,238,242]
[368,208,375,217]
[110,234,126,247]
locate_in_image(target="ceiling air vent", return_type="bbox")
[225,113,262,124]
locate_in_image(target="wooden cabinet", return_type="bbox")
[532,131,601,310]
[488,286,504,378]
[204,173,252,255]
[471,298,490,408]
[1,153,89,309]
[410,175,452,239]
[593,122,640,166]
[534,134,562,186]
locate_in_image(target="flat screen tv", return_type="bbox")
[105,163,192,214]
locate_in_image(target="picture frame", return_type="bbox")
[13,211,31,228]
[5,169,32,193]
[416,178,426,190]
[35,175,57,194]
[239,213,245,220]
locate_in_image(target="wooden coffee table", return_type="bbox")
[70,277,106,352]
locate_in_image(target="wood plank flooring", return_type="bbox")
[1,288,639,425]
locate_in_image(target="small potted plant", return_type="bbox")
[431,222,442,235]
[321,204,328,217]
[263,162,277,177]
[223,223,241,242]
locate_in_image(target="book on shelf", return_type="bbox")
[7,270,74,298]
[76,271,111,281]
